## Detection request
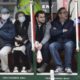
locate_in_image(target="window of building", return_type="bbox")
[40,0,56,2]
[40,0,57,13]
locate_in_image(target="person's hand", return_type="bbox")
[15,37,19,40]
[38,43,43,50]
[63,29,68,32]
[15,35,23,41]
[15,42,20,46]
[53,27,57,30]
[23,40,28,44]
[34,41,39,49]
[18,35,23,41]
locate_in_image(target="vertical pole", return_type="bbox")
[16,0,18,9]
[75,0,79,52]
[30,0,37,75]
[30,0,34,51]
[68,0,72,17]
[78,0,80,16]
[49,0,52,14]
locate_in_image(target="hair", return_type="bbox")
[15,11,25,20]
[54,7,70,21]
[35,10,45,17]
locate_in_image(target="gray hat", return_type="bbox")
[1,8,9,14]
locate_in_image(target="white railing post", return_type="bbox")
[50,70,55,80]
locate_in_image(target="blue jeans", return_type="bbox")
[49,41,74,68]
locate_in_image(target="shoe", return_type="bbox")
[65,67,72,74]
[13,67,18,73]
[54,66,63,73]
[27,67,32,73]
[37,63,47,73]
[21,67,27,73]
[0,69,5,72]
[5,69,10,73]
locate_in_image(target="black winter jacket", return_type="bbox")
[50,19,76,43]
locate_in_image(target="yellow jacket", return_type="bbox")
[17,0,42,15]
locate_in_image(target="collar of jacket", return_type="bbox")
[36,22,46,31]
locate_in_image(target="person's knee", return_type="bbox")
[49,44,53,50]
[0,51,8,57]
[49,43,57,50]
[0,46,11,56]
[0,52,5,57]
[64,41,74,48]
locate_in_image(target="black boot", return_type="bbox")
[37,63,48,73]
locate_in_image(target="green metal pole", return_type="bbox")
[32,51,37,76]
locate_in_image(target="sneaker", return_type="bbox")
[5,69,10,73]
[65,67,72,74]
[27,67,32,73]
[13,67,18,73]
[37,63,47,73]
[21,67,27,73]
[0,69,5,72]
[55,66,63,73]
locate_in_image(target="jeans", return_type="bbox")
[49,41,74,68]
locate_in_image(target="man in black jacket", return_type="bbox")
[33,11,51,72]
[49,7,75,73]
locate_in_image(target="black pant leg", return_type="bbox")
[41,42,50,64]
[13,51,21,68]
[25,41,33,68]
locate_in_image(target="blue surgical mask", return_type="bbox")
[18,16,26,23]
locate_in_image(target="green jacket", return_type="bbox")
[17,0,42,15]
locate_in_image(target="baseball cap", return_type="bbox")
[1,8,9,14]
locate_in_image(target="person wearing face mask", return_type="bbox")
[13,12,32,73]
[0,8,15,72]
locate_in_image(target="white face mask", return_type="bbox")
[18,16,26,23]
[1,14,10,20]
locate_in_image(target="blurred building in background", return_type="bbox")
[40,0,57,13]
[0,0,79,18]
[0,0,16,15]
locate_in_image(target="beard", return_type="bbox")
[39,21,45,25]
